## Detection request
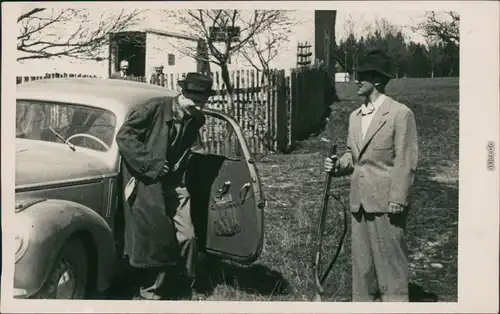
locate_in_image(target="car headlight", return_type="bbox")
[15,214,32,263]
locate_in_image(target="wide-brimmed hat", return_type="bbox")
[353,49,394,79]
[178,72,216,102]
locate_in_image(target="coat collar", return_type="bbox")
[355,94,387,116]
[353,95,392,154]
[165,95,204,127]
[165,96,191,123]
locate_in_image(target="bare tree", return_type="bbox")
[343,13,367,39]
[366,18,409,78]
[17,8,144,61]
[163,9,296,114]
[411,11,459,45]
[239,11,296,83]
[341,14,364,80]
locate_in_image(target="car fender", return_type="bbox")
[14,198,116,298]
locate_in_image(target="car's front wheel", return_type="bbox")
[33,237,88,299]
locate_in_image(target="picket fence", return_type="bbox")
[16,68,330,155]
[16,73,98,84]
[120,68,329,154]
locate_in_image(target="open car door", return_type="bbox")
[185,108,266,265]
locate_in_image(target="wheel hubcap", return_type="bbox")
[56,265,77,299]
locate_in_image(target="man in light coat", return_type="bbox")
[324,49,419,302]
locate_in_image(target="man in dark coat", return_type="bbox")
[116,72,216,300]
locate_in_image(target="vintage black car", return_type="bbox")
[14,78,266,299]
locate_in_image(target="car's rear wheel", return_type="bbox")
[33,237,88,299]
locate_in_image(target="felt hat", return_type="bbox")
[178,72,217,102]
[353,49,394,78]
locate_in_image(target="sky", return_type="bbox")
[16,6,434,76]
[335,11,429,43]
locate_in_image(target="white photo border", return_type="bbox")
[2,1,499,313]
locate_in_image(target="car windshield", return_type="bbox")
[16,100,117,152]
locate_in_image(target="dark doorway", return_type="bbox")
[109,32,146,77]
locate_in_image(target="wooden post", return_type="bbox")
[275,70,288,153]
[257,70,264,154]
[250,70,257,154]
[243,69,249,141]
[289,69,298,148]
[296,69,303,140]
[275,70,280,151]
[234,70,241,157]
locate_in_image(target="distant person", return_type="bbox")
[110,60,130,79]
[149,64,166,86]
[323,49,419,302]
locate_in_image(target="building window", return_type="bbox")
[168,54,175,66]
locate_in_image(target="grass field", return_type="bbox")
[190,77,459,302]
[105,77,459,302]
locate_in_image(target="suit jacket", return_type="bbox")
[115,96,205,267]
[336,95,418,213]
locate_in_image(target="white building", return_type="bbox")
[335,72,350,82]
[108,28,205,79]
[17,10,316,79]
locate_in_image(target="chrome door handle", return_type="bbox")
[239,183,251,204]
[217,181,231,198]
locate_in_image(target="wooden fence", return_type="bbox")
[16,73,98,84]
[118,68,329,153]
[16,68,330,155]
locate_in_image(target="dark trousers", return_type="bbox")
[351,206,409,302]
[138,186,197,300]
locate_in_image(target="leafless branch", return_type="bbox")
[162,9,296,114]
[164,9,295,73]
[410,11,459,45]
[18,8,46,22]
[17,8,145,61]
[238,10,295,75]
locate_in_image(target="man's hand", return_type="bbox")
[324,155,340,175]
[388,202,404,214]
[158,161,170,178]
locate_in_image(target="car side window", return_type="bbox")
[199,115,243,160]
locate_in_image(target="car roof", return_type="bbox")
[16,78,180,114]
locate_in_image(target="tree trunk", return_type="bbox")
[330,11,338,101]
[219,62,242,156]
[315,10,338,130]
[220,63,235,116]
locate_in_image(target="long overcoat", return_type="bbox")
[116,96,205,268]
